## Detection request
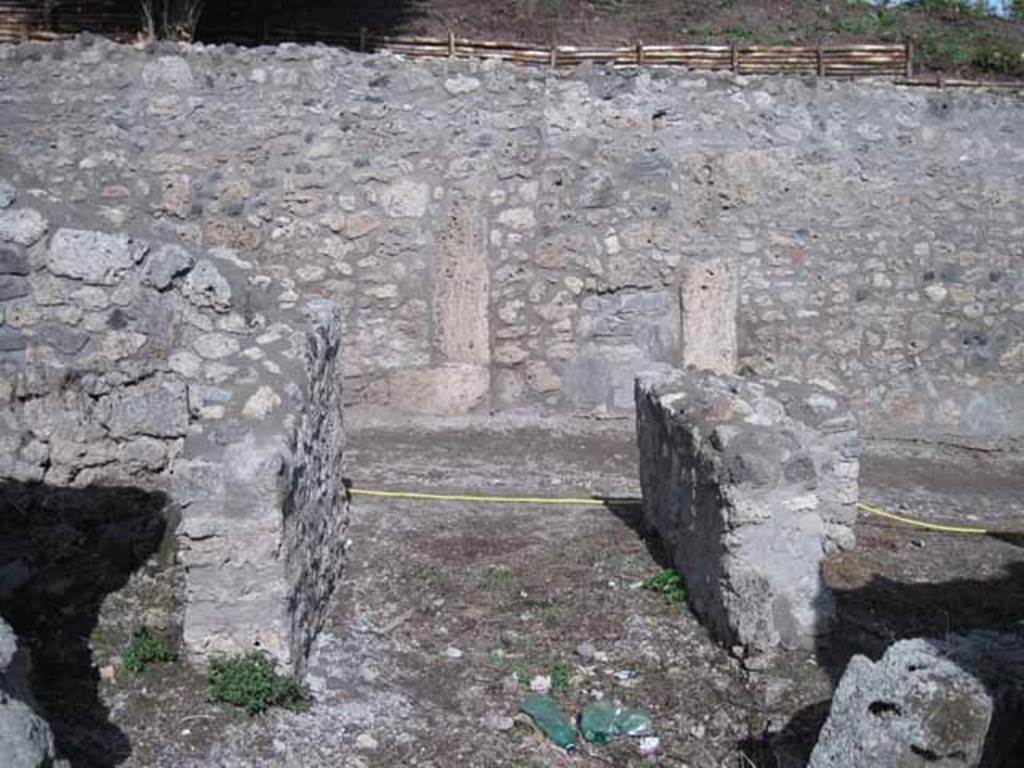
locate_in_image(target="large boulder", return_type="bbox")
[809,629,1024,768]
[0,618,62,768]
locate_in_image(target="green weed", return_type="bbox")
[642,568,687,605]
[207,652,308,715]
[483,564,516,591]
[549,662,574,694]
[123,625,177,674]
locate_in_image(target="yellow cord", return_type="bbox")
[855,502,990,535]
[348,487,1014,536]
[349,488,640,507]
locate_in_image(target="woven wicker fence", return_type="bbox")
[371,33,911,78]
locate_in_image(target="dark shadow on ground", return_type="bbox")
[0,480,169,767]
[742,556,1024,767]
[602,497,673,569]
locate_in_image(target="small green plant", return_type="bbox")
[123,625,177,673]
[549,662,574,694]
[483,564,516,591]
[642,568,687,605]
[207,652,308,715]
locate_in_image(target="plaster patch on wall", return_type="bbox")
[681,257,738,374]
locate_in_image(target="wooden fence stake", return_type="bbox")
[550,41,558,69]
[816,43,824,77]
[904,39,913,79]
[636,40,644,66]
[448,29,455,58]
[359,26,367,53]
[730,43,738,73]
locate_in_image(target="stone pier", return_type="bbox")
[0,181,349,672]
[635,368,859,658]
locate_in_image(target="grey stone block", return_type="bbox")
[182,259,232,313]
[636,368,858,657]
[142,243,196,290]
[0,179,14,209]
[103,376,189,439]
[0,209,47,247]
[810,638,997,768]
[0,244,28,275]
[0,276,29,301]
[0,328,26,352]
[47,229,146,285]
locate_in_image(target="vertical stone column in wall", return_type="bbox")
[395,188,491,414]
[680,257,739,374]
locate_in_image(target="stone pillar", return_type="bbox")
[176,301,349,673]
[635,368,859,659]
[679,257,738,374]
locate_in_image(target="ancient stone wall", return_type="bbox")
[1,37,1022,438]
[0,180,349,671]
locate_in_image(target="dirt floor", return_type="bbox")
[10,411,1024,767]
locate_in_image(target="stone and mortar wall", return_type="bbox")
[636,368,859,659]
[1,37,1023,438]
[0,180,348,672]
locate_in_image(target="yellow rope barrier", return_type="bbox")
[855,502,990,535]
[348,487,1017,536]
[349,488,638,507]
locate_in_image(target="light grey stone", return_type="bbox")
[194,332,240,360]
[0,209,47,247]
[47,229,145,285]
[143,243,196,290]
[182,259,232,312]
[444,75,481,95]
[0,179,14,209]
[379,178,429,218]
[810,639,993,768]
[103,375,189,438]
[142,55,194,91]
[0,696,58,768]
[241,385,282,418]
